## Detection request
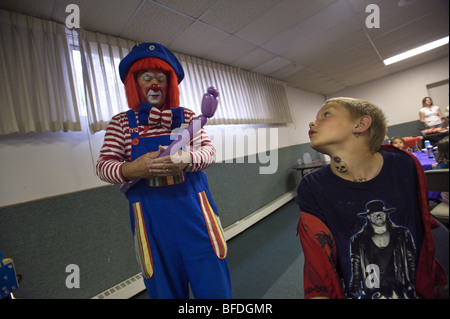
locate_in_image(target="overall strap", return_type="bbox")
[126,109,139,140]
[171,107,185,129]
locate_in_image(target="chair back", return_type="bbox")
[425,169,449,192]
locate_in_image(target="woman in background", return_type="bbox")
[419,97,445,129]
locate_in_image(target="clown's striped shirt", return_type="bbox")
[96,107,216,184]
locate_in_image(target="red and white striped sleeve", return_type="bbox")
[95,108,216,184]
[183,108,216,172]
[96,112,131,184]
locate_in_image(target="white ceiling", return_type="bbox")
[1,0,448,96]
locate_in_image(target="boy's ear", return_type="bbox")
[355,115,372,133]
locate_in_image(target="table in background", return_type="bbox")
[413,149,437,171]
[292,161,328,177]
[422,130,449,147]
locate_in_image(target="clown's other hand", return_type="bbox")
[148,145,190,177]
[121,148,163,181]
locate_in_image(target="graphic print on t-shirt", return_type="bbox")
[348,200,417,299]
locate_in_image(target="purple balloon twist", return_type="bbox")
[120,86,219,193]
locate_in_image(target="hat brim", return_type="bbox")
[119,42,184,84]
[357,207,396,217]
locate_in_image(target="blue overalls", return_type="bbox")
[124,106,232,299]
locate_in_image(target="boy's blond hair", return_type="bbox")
[325,97,387,154]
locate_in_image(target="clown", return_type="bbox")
[96,43,232,299]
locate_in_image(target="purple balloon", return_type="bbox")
[120,86,219,193]
[159,86,218,157]
[202,87,219,117]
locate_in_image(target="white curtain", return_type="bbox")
[77,30,136,133]
[0,10,292,135]
[0,9,80,135]
[76,31,292,132]
[176,53,293,125]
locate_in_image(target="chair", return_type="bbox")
[432,220,449,280]
[425,169,449,224]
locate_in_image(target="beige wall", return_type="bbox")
[329,57,449,127]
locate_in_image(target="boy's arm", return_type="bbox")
[297,212,345,299]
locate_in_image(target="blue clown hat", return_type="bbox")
[119,42,184,84]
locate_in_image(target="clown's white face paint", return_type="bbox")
[137,69,168,109]
[147,85,162,105]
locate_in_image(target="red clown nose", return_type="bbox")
[150,83,161,91]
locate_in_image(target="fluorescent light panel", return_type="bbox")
[383,36,449,65]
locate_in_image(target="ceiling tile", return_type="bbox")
[383,45,449,74]
[345,0,383,13]
[169,21,229,58]
[232,48,275,70]
[282,17,367,65]
[203,36,257,65]
[200,0,280,34]
[0,0,55,21]
[363,0,449,39]
[262,0,357,55]
[120,1,194,44]
[283,68,324,87]
[373,11,449,58]
[251,56,291,75]
[154,0,215,19]
[0,0,447,96]
[269,63,304,79]
[235,0,334,46]
[52,0,142,36]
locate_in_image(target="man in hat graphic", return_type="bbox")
[96,43,231,299]
[349,200,417,299]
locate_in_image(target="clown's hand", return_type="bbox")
[121,148,162,181]
[148,145,190,177]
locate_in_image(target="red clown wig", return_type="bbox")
[123,57,180,111]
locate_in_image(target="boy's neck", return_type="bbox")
[329,149,383,182]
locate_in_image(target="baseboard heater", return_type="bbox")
[92,188,297,299]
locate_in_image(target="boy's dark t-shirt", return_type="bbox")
[296,149,424,299]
